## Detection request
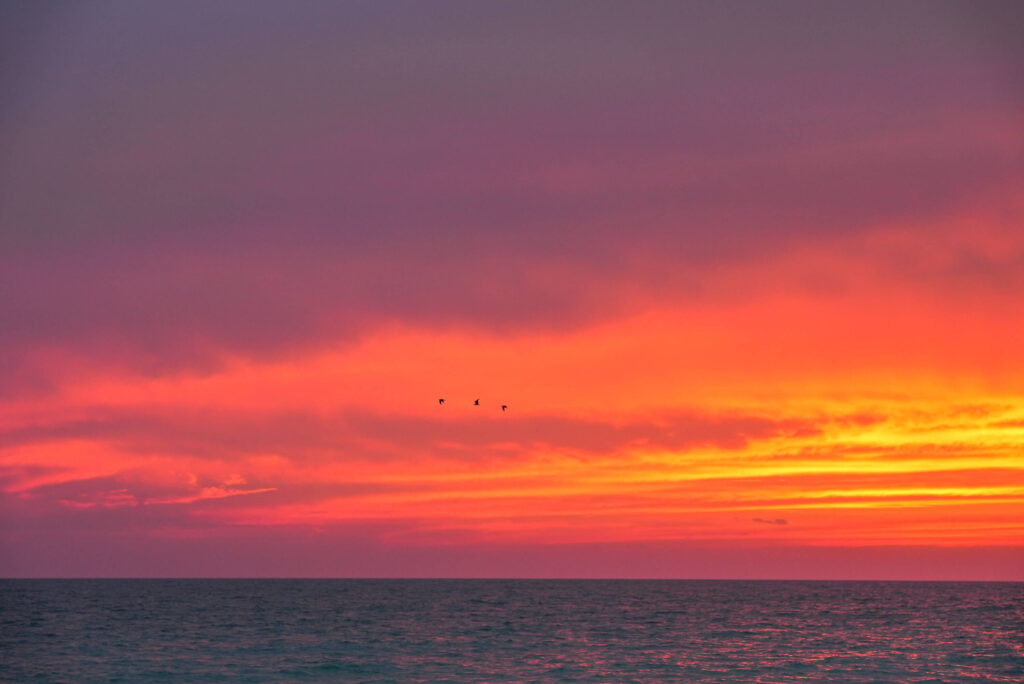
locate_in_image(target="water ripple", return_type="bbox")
[2,579,1022,682]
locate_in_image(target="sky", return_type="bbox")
[1,1,1023,579]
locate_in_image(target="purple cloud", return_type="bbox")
[1,1,1022,386]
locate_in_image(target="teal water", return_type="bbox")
[2,579,1022,682]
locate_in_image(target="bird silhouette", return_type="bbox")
[438,398,445,405]
[474,399,480,406]
[501,405,508,412]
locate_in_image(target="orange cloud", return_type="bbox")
[2,208,1022,577]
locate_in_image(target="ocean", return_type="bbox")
[2,579,1022,682]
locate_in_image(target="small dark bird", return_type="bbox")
[474,399,480,406]
[501,405,507,412]
[439,398,445,405]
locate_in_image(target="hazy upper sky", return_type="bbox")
[2,1,1022,578]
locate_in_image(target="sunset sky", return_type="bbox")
[2,1,1022,579]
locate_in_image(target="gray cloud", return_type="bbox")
[753,517,788,526]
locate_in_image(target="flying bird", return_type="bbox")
[438,398,445,405]
[501,405,508,412]
[474,399,480,406]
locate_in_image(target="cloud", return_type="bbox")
[3,2,1024,579]
[753,518,788,526]
[142,485,276,506]
[1,2,1022,384]
[0,406,816,467]
[0,464,67,490]
[12,471,276,509]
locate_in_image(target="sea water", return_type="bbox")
[2,579,1022,682]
